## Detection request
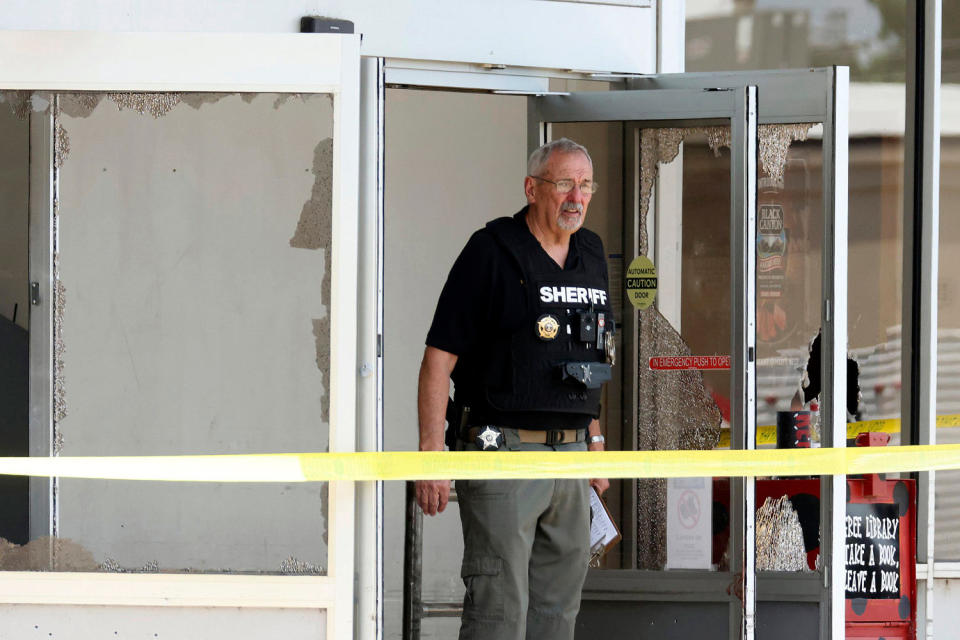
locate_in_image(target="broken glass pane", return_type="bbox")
[635,129,726,570]
[636,306,722,570]
[755,495,808,572]
[635,125,825,571]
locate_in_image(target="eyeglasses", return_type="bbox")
[529,175,599,195]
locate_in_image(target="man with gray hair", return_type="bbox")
[416,137,613,639]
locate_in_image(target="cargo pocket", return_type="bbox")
[460,556,504,621]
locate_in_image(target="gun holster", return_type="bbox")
[444,398,467,450]
[560,361,612,390]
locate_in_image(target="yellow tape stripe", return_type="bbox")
[0,455,307,483]
[0,414,956,483]
[717,413,960,448]
[0,445,960,483]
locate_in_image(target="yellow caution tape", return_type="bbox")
[0,444,960,483]
[0,415,955,483]
[717,413,960,448]
[0,454,307,483]
[299,446,960,480]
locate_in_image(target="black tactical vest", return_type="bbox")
[481,215,613,417]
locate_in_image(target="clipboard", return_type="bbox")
[588,487,621,566]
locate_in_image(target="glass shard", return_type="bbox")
[636,307,722,569]
[755,495,807,572]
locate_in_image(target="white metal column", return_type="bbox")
[729,85,758,640]
[358,55,386,640]
[819,66,850,640]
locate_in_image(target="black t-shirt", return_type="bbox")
[426,208,605,430]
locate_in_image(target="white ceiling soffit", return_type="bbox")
[350,0,656,73]
[0,0,656,76]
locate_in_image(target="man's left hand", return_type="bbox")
[587,437,609,495]
[589,477,610,495]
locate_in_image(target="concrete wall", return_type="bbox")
[52,93,332,572]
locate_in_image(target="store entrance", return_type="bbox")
[386,67,849,640]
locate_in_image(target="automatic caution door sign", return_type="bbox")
[625,255,658,310]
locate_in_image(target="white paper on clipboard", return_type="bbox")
[589,487,620,562]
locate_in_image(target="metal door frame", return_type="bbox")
[528,66,849,638]
[625,67,849,639]
[529,84,758,638]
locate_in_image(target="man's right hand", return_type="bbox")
[416,347,459,516]
[416,479,451,516]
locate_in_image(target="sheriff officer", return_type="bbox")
[415,138,613,640]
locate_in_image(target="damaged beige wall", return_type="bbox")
[49,93,332,572]
[0,104,29,329]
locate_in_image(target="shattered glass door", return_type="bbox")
[538,70,848,639]
[622,123,827,574]
[3,91,334,574]
[534,85,757,580]
[751,126,825,573]
[628,126,735,572]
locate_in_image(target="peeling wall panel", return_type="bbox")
[50,93,333,572]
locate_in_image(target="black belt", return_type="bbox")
[464,426,586,448]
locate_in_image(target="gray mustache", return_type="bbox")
[562,203,583,214]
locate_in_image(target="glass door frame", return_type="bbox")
[0,30,361,640]
[625,68,850,640]
[529,84,759,638]
[529,66,849,639]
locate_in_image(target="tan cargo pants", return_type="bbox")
[455,431,590,640]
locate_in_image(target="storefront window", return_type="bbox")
[687,1,905,82]
[687,1,907,429]
[0,91,333,573]
[686,1,908,574]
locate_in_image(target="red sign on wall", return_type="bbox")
[648,355,731,371]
